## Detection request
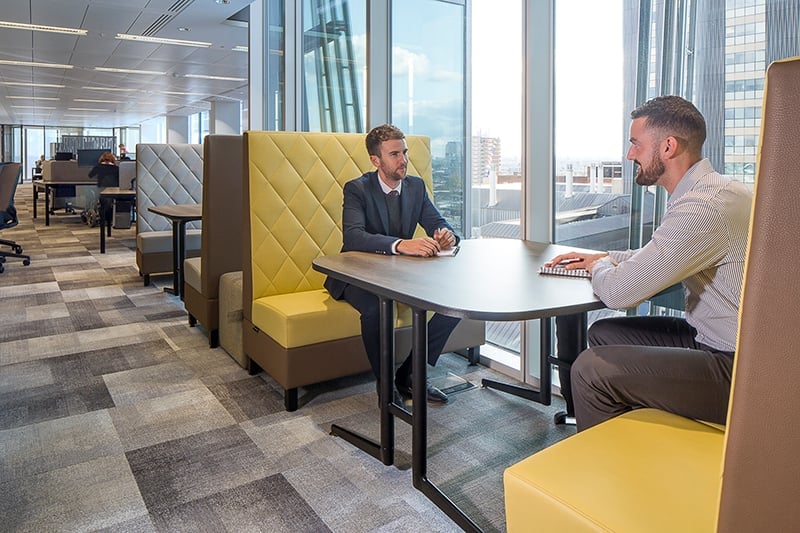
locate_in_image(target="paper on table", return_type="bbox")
[436,245,460,257]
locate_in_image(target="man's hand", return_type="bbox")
[433,227,456,250]
[397,237,441,257]
[545,251,611,271]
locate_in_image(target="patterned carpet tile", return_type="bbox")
[0,409,123,482]
[0,371,115,431]
[208,376,288,422]
[0,454,148,533]
[148,474,331,533]
[110,387,236,452]
[126,425,271,513]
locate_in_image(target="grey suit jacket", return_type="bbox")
[324,171,458,299]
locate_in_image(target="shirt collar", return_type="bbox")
[668,158,715,206]
[377,175,402,195]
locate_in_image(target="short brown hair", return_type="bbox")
[365,124,405,157]
[631,95,706,151]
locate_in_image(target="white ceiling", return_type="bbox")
[0,0,251,129]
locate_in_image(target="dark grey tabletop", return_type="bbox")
[313,238,604,321]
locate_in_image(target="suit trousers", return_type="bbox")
[557,315,735,432]
[342,284,461,379]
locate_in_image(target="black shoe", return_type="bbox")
[394,373,448,403]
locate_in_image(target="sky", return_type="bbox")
[471,0,624,163]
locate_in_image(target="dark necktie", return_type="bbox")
[385,190,402,236]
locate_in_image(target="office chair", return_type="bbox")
[0,163,31,273]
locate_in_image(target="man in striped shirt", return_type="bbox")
[548,95,753,432]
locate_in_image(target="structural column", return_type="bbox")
[166,115,189,144]
[210,100,241,134]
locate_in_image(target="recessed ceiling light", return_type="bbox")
[0,20,87,35]
[83,86,138,92]
[74,98,121,104]
[184,73,247,82]
[162,90,212,96]
[232,45,248,52]
[1,81,65,88]
[7,96,60,101]
[95,66,167,75]
[0,59,73,69]
[215,0,231,4]
[178,27,190,32]
[115,33,211,48]
[68,107,109,112]
[11,105,56,109]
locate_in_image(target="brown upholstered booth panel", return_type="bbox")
[183,135,244,345]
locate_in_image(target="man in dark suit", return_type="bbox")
[324,124,461,403]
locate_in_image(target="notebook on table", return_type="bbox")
[538,265,592,278]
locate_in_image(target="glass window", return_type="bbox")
[302,0,366,133]
[554,0,627,252]
[392,0,465,233]
[470,0,523,367]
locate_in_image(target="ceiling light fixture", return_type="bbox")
[232,45,248,52]
[10,105,56,109]
[68,107,109,111]
[0,59,73,69]
[0,21,87,36]
[95,66,167,75]
[74,98,121,104]
[82,86,138,92]
[115,33,211,48]
[184,73,246,82]
[1,81,65,88]
[7,96,60,100]
[161,90,211,96]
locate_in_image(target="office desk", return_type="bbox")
[313,238,604,531]
[147,204,202,297]
[99,188,136,253]
[32,179,94,226]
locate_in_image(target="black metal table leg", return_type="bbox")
[481,316,556,406]
[411,308,483,532]
[331,296,399,465]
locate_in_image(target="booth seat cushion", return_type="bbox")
[504,408,724,533]
[252,290,413,349]
[136,229,202,254]
[184,257,202,292]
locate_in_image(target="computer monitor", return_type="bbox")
[77,149,109,167]
[54,151,74,161]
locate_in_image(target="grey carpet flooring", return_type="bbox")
[0,184,576,532]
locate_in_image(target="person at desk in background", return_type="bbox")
[118,144,131,160]
[88,151,120,227]
[547,95,752,432]
[323,124,461,404]
[34,154,45,174]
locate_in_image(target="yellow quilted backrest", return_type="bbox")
[245,131,432,299]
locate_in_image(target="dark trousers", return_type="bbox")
[558,315,734,432]
[342,284,461,379]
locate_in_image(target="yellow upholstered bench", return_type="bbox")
[504,56,800,533]
[504,409,724,532]
[243,131,485,411]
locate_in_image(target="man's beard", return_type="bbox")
[386,167,406,183]
[635,152,665,187]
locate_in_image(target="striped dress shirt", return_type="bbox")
[591,158,753,352]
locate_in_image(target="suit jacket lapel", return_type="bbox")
[367,172,392,234]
